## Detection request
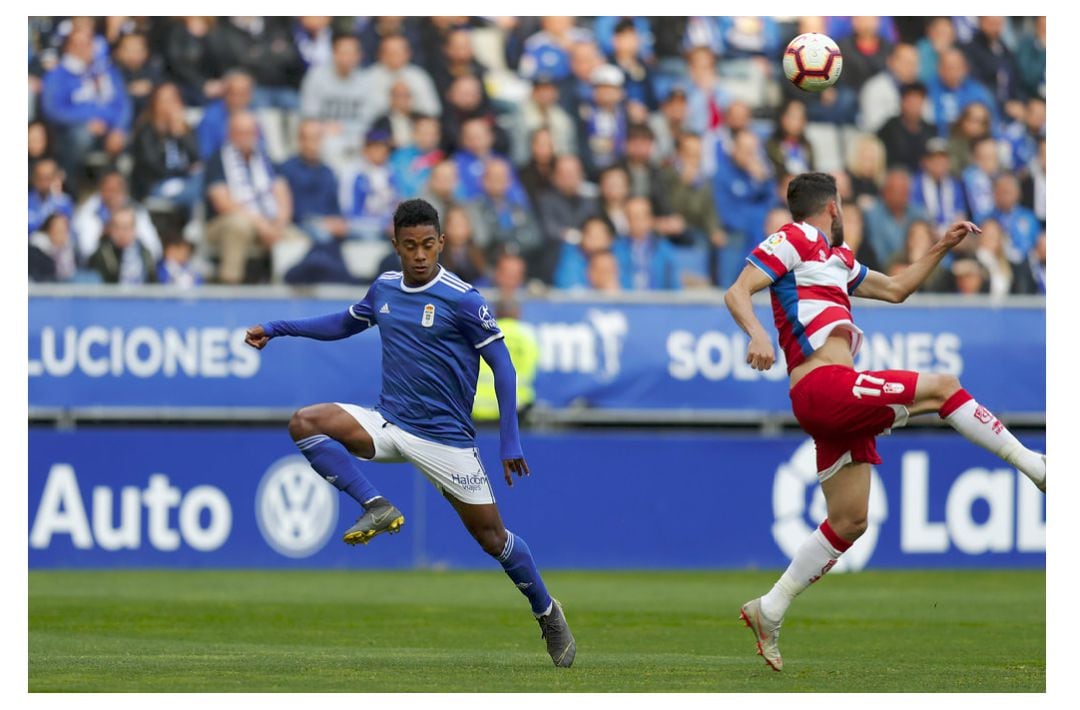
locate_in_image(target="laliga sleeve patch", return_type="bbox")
[760,232,786,255]
[478,304,498,331]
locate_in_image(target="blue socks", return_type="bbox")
[495,531,553,617]
[295,435,382,508]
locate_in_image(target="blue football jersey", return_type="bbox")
[349,266,504,447]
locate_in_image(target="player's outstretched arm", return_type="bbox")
[479,338,529,487]
[855,220,981,303]
[244,309,372,349]
[724,264,777,371]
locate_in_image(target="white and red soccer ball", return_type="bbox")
[783,32,843,92]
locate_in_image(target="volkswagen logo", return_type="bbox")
[771,439,888,572]
[255,456,339,558]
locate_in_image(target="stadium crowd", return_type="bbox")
[28,16,1046,296]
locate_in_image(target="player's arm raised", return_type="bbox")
[724,264,777,371]
[854,220,981,303]
[479,338,530,487]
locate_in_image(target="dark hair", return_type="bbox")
[900,81,927,98]
[773,99,806,141]
[393,198,441,237]
[786,172,838,221]
[116,32,147,46]
[627,122,654,141]
[582,214,612,231]
[98,168,127,187]
[162,234,193,251]
[40,212,69,233]
[331,32,360,48]
[614,18,636,34]
[598,164,629,183]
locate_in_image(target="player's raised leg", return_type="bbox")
[743,461,869,671]
[288,403,405,543]
[443,494,576,667]
[909,373,1046,492]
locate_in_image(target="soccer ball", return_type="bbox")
[783,33,843,92]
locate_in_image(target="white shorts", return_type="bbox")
[335,403,495,505]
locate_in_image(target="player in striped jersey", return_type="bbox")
[724,172,1046,672]
[244,199,575,667]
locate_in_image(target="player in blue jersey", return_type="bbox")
[243,199,575,667]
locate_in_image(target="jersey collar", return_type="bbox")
[399,264,444,293]
[796,221,833,246]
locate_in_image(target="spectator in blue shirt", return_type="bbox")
[863,167,930,266]
[518,17,592,83]
[612,196,680,290]
[593,16,654,62]
[389,115,445,200]
[28,158,74,235]
[916,17,956,86]
[196,70,258,160]
[577,64,629,180]
[452,117,527,206]
[683,45,732,135]
[711,129,776,287]
[340,128,400,241]
[715,16,780,59]
[925,48,997,137]
[961,137,1001,224]
[559,39,603,120]
[989,174,1041,264]
[1001,96,1045,171]
[40,27,131,181]
[554,215,615,290]
[156,236,203,288]
[826,16,899,43]
[536,154,600,283]
[911,137,968,235]
[293,16,334,71]
[608,19,658,118]
[586,250,623,293]
[279,119,346,243]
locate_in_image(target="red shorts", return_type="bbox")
[789,365,919,481]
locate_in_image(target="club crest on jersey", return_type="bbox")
[422,304,436,328]
[761,232,786,254]
[478,304,498,330]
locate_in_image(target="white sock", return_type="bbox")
[940,391,1046,489]
[760,521,849,622]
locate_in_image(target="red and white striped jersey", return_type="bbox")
[746,221,870,372]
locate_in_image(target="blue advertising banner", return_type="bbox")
[29,428,1045,570]
[28,294,1046,416]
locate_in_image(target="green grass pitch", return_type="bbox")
[28,569,1044,692]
